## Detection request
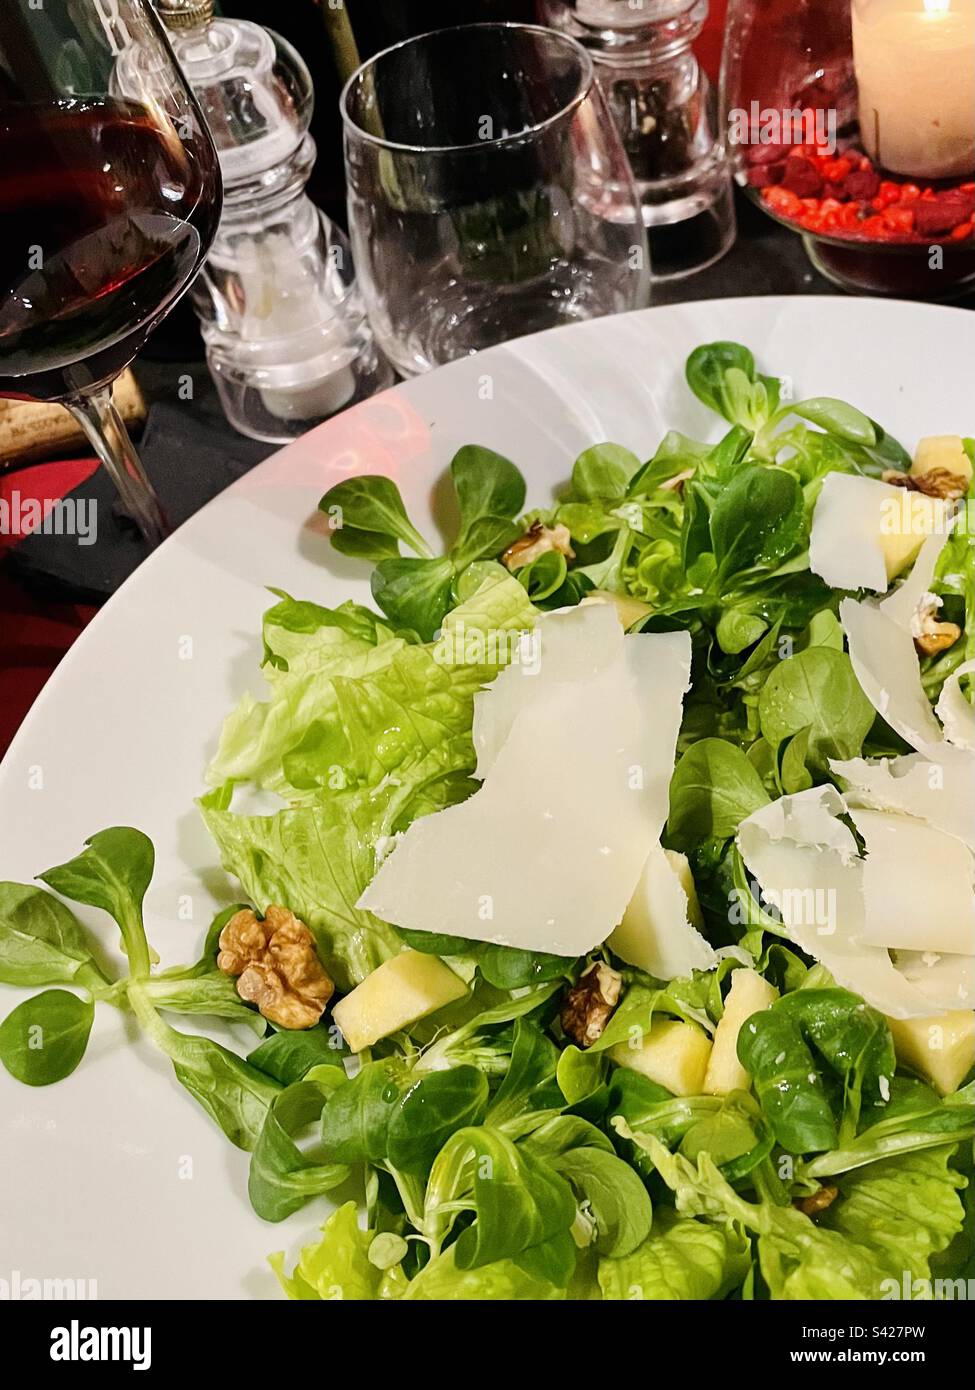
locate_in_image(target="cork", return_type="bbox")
[0,370,147,469]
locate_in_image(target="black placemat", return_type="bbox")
[7,402,273,603]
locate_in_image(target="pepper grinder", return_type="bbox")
[120,0,392,442]
[540,0,735,279]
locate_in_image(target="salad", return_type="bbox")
[1,340,973,1301]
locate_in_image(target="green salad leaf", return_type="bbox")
[423,1126,577,1280]
[737,988,896,1152]
[668,738,771,847]
[0,988,94,1086]
[401,1244,565,1301]
[39,827,155,978]
[0,883,109,992]
[622,1129,967,1300]
[270,1200,402,1301]
[759,647,877,770]
[248,1077,349,1221]
[598,1209,750,1301]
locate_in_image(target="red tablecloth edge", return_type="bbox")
[1,458,101,755]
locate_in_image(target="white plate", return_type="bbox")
[1,296,973,1300]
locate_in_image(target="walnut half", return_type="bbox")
[794,1185,839,1217]
[502,522,575,573]
[561,962,623,1048]
[910,591,962,659]
[882,468,967,501]
[217,905,334,1029]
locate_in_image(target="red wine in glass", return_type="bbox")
[0,97,218,400]
[0,0,221,546]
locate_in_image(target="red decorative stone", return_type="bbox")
[881,204,915,235]
[746,143,787,165]
[842,168,880,200]
[820,157,853,183]
[764,186,803,217]
[781,154,824,197]
[914,192,975,237]
[745,133,974,246]
[747,162,785,188]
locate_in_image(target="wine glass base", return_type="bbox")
[66,388,170,549]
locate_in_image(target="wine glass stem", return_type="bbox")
[65,386,169,548]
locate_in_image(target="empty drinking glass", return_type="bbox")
[341,22,651,376]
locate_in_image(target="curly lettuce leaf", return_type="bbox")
[269,1201,404,1301]
[207,574,535,799]
[622,1127,967,1300]
[598,1209,750,1301]
[201,787,401,990]
[201,575,537,987]
[401,1244,565,1300]
[261,592,400,675]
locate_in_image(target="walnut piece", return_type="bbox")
[881,468,967,501]
[561,962,623,1048]
[660,468,696,495]
[502,522,575,573]
[794,1185,839,1217]
[910,591,962,658]
[217,904,334,1029]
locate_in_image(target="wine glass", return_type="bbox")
[341,22,651,377]
[0,0,221,546]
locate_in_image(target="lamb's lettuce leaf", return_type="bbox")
[422,1126,577,1281]
[0,882,109,992]
[736,988,896,1153]
[248,1078,349,1222]
[800,1079,975,1181]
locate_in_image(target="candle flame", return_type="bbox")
[922,0,950,13]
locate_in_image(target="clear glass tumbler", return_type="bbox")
[341,22,652,376]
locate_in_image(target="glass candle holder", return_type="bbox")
[539,0,737,279]
[721,0,975,299]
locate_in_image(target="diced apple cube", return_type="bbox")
[911,435,973,487]
[879,491,952,581]
[332,950,467,1053]
[703,968,779,1096]
[580,589,652,629]
[666,849,704,930]
[887,1011,975,1096]
[610,1018,712,1096]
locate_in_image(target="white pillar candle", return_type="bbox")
[853,0,975,179]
